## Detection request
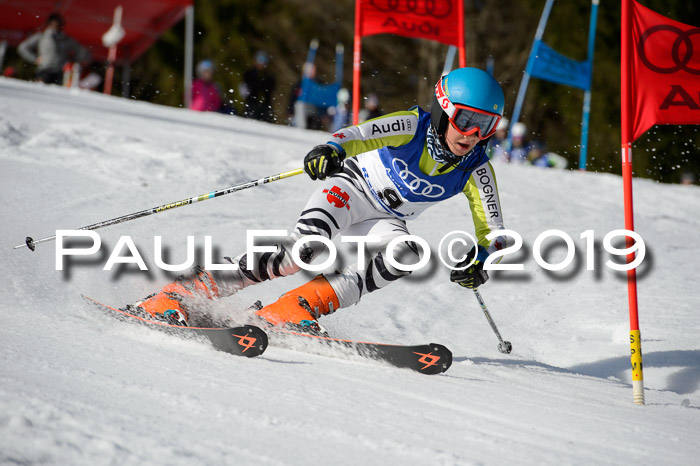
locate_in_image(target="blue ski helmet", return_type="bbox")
[431,67,505,140]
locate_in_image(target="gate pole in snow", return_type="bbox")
[620,0,644,405]
[184,5,194,109]
[578,0,600,170]
[104,46,117,94]
[102,5,125,96]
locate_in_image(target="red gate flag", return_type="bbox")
[619,0,700,405]
[358,0,463,47]
[627,0,700,141]
[352,0,465,125]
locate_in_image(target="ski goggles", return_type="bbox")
[448,105,501,140]
[435,80,501,140]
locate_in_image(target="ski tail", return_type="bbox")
[83,296,268,358]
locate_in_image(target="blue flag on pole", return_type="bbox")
[527,40,592,91]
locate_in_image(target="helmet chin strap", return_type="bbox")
[427,123,477,173]
[437,133,471,173]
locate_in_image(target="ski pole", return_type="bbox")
[473,289,512,354]
[13,168,305,251]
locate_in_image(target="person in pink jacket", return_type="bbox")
[190,60,222,112]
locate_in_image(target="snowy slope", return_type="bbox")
[1,77,699,465]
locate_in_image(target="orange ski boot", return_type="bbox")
[131,267,219,326]
[255,275,340,334]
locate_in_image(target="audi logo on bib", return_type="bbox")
[638,25,700,75]
[392,158,445,198]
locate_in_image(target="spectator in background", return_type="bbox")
[329,88,350,133]
[526,141,569,169]
[242,50,276,122]
[287,79,303,125]
[487,118,510,163]
[358,93,382,122]
[190,60,222,112]
[680,172,696,185]
[18,13,90,85]
[526,140,548,167]
[508,122,529,164]
[291,63,323,129]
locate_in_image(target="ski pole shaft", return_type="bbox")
[473,289,504,341]
[13,168,305,251]
[473,289,512,354]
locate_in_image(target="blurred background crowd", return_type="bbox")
[1,0,697,184]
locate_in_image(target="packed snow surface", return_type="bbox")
[1,77,699,465]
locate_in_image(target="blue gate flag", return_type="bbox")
[527,40,592,91]
[299,80,341,110]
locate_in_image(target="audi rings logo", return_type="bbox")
[639,25,700,75]
[392,158,445,198]
[369,0,453,19]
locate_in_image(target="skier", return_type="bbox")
[132,67,509,333]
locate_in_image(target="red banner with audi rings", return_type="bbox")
[627,0,700,141]
[619,0,699,404]
[358,0,463,47]
[352,0,465,125]
[352,0,467,125]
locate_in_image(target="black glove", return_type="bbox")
[450,246,489,289]
[304,144,346,180]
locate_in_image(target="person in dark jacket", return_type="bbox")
[241,51,276,122]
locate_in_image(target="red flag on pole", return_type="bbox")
[620,0,699,405]
[628,0,700,141]
[352,0,466,124]
[358,0,464,48]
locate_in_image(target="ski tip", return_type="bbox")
[409,343,453,375]
[230,325,269,357]
[427,342,452,374]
